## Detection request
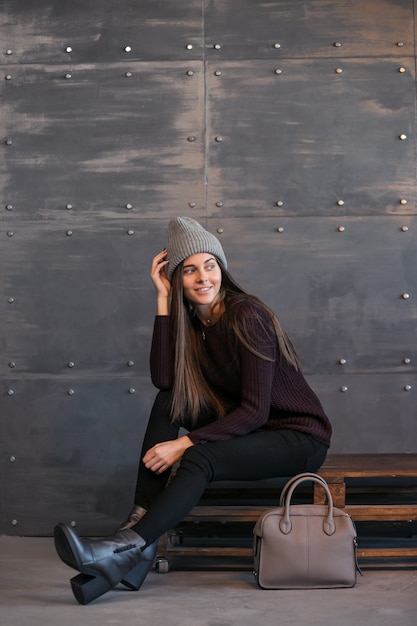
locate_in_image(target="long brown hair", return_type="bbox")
[169,261,299,425]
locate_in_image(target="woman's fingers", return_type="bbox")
[150,250,171,295]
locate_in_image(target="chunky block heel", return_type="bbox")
[54,523,145,604]
[70,572,113,605]
[121,540,157,590]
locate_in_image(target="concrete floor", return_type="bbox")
[1,536,416,626]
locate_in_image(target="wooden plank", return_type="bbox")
[357,547,417,559]
[320,453,417,477]
[344,504,417,521]
[158,544,417,561]
[181,504,417,523]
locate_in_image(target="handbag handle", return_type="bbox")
[279,472,329,507]
[279,474,336,537]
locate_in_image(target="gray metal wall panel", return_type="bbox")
[208,216,417,374]
[0,0,204,63]
[1,62,205,214]
[1,377,155,536]
[206,59,416,216]
[308,374,417,453]
[1,218,170,375]
[204,0,414,59]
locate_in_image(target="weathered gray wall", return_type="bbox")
[1,0,416,535]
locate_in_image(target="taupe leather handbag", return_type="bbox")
[253,473,359,589]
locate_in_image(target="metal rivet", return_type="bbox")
[125,71,132,78]
[70,520,77,527]
[338,226,345,232]
[276,226,284,233]
[8,297,14,303]
[396,41,405,47]
[67,389,75,396]
[7,389,14,396]
[66,230,73,236]
[186,44,193,50]
[10,456,16,462]
[398,67,406,73]
[273,43,281,49]
[216,202,223,207]
[127,360,134,367]
[7,231,14,237]
[337,200,344,206]
[9,361,16,368]
[5,204,13,210]
[67,361,75,368]
[335,68,343,74]
[6,49,13,55]
[65,46,73,53]
[401,225,409,232]
[65,73,72,79]
[217,228,224,234]
[400,199,408,205]
[11,520,18,526]
[126,203,133,209]
[404,385,412,391]
[127,229,134,235]
[5,74,12,80]
[66,203,73,210]
[189,202,196,208]
[187,136,196,142]
[339,358,347,365]
[274,68,282,75]
[403,358,411,364]
[124,46,132,53]
[5,139,13,145]
[186,70,194,76]
[399,134,407,140]
[401,293,410,299]
[215,136,223,142]
[276,201,284,207]
[334,42,342,47]
[128,388,136,394]
[213,44,222,50]
[340,386,348,392]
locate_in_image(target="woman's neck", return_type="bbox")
[195,300,224,326]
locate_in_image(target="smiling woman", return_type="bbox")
[181,254,222,319]
[54,217,332,604]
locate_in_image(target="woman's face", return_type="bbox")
[181,253,222,308]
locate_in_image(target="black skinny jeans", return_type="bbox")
[132,390,328,546]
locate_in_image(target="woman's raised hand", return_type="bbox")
[151,250,171,309]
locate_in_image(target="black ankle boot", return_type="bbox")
[121,540,158,590]
[54,523,145,604]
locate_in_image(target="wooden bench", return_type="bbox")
[156,453,417,570]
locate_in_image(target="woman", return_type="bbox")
[54,217,332,604]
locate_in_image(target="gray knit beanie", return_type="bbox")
[166,217,227,280]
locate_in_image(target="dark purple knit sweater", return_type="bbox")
[150,299,332,447]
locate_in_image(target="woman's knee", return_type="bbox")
[180,445,215,481]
